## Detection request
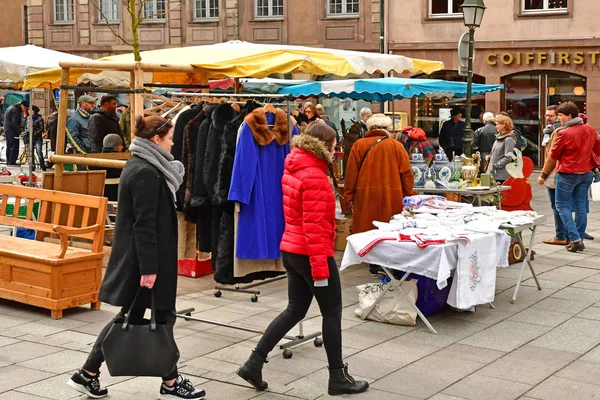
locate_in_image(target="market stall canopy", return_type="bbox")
[23,41,445,90]
[208,78,310,93]
[278,77,504,101]
[0,44,90,86]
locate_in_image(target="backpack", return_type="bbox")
[512,127,527,151]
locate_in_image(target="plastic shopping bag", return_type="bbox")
[355,280,418,326]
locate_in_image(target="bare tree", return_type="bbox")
[90,0,185,62]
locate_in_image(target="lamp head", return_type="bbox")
[461,0,486,28]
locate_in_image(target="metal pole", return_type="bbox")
[28,92,34,187]
[379,0,385,55]
[462,26,475,157]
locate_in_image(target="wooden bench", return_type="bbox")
[0,185,107,319]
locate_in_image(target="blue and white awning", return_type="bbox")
[278,77,504,101]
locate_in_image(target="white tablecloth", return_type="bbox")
[341,229,511,309]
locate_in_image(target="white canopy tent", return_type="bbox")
[0,44,90,86]
[0,45,90,182]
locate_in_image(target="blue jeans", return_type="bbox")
[547,188,568,241]
[33,138,46,170]
[555,172,593,243]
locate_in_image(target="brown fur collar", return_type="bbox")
[244,108,290,146]
[291,133,333,165]
[365,129,391,138]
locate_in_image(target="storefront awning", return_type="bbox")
[278,77,504,101]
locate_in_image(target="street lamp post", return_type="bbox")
[461,0,486,157]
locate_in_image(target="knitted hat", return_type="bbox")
[366,113,393,130]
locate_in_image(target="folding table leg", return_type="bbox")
[381,268,438,334]
[511,225,541,304]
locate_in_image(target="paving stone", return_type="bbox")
[18,373,82,400]
[580,345,600,363]
[71,320,112,336]
[61,307,118,323]
[531,297,590,315]
[458,320,551,352]
[520,278,571,290]
[429,395,469,400]
[175,332,234,362]
[350,320,417,336]
[0,337,19,348]
[492,286,555,312]
[444,306,515,325]
[200,379,267,400]
[371,354,482,399]
[477,344,579,385]
[0,315,31,330]
[291,343,360,363]
[434,344,505,364]
[0,341,62,364]
[442,374,532,400]
[109,376,164,397]
[18,349,88,374]
[526,376,600,400]
[361,339,439,366]
[335,325,397,350]
[396,319,490,348]
[333,389,419,399]
[554,360,600,386]
[262,354,328,377]
[571,281,600,291]
[530,318,600,354]
[180,355,240,381]
[230,366,302,395]
[344,351,412,380]
[577,306,600,321]
[0,392,46,400]
[583,274,600,284]
[550,287,600,305]
[0,365,55,393]
[508,308,573,327]
[537,266,599,283]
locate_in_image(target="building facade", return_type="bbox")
[27,0,383,59]
[1,0,29,47]
[388,0,599,165]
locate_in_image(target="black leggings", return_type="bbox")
[82,307,179,381]
[255,251,344,369]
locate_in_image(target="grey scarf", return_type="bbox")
[129,137,184,203]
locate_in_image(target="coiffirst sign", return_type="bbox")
[486,51,600,66]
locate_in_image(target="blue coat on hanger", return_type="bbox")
[229,109,298,259]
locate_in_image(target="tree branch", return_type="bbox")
[89,0,133,46]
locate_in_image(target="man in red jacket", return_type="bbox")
[539,102,600,252]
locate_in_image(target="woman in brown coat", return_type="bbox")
[344,113,414,236]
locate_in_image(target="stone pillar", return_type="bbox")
[27,0,45,46]
[225,0,238,41]
[79,0,90,45]
[169,0,183,46]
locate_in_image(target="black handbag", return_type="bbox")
[101,289,180,377]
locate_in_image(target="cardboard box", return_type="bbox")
[335,217,353,251]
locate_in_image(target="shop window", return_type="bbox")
[412,70,486,140]
[429,0,463,17]
[255,0,284,19]
[522,0,567,13]
[327,0,359,16]
[98,0,120,23]
[54,0,75,23]
[194,0,219,21]
[142,0,166,21]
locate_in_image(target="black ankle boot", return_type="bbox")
[328,363,369,396]
[237,350,268,391]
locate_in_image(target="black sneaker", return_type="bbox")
[160,375,206,399]
[67,369,108,399]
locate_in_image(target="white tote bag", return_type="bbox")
[355,280,418,326]
[589,181,600,201]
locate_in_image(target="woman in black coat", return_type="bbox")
[67,115,206,400]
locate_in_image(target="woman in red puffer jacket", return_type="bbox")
[237,122,369,397]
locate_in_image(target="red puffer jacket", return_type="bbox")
[280,134,336,281]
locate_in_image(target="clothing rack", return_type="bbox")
[172,91,319,358]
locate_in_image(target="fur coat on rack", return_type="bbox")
[181,107,208,222]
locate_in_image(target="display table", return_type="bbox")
[413,186,511,207]
[342,209,545,334]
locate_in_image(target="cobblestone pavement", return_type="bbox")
[2,175,600,400]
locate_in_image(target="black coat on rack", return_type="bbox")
[181,107,208,223]
[191,104,217,252]
[172,104,202,211]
